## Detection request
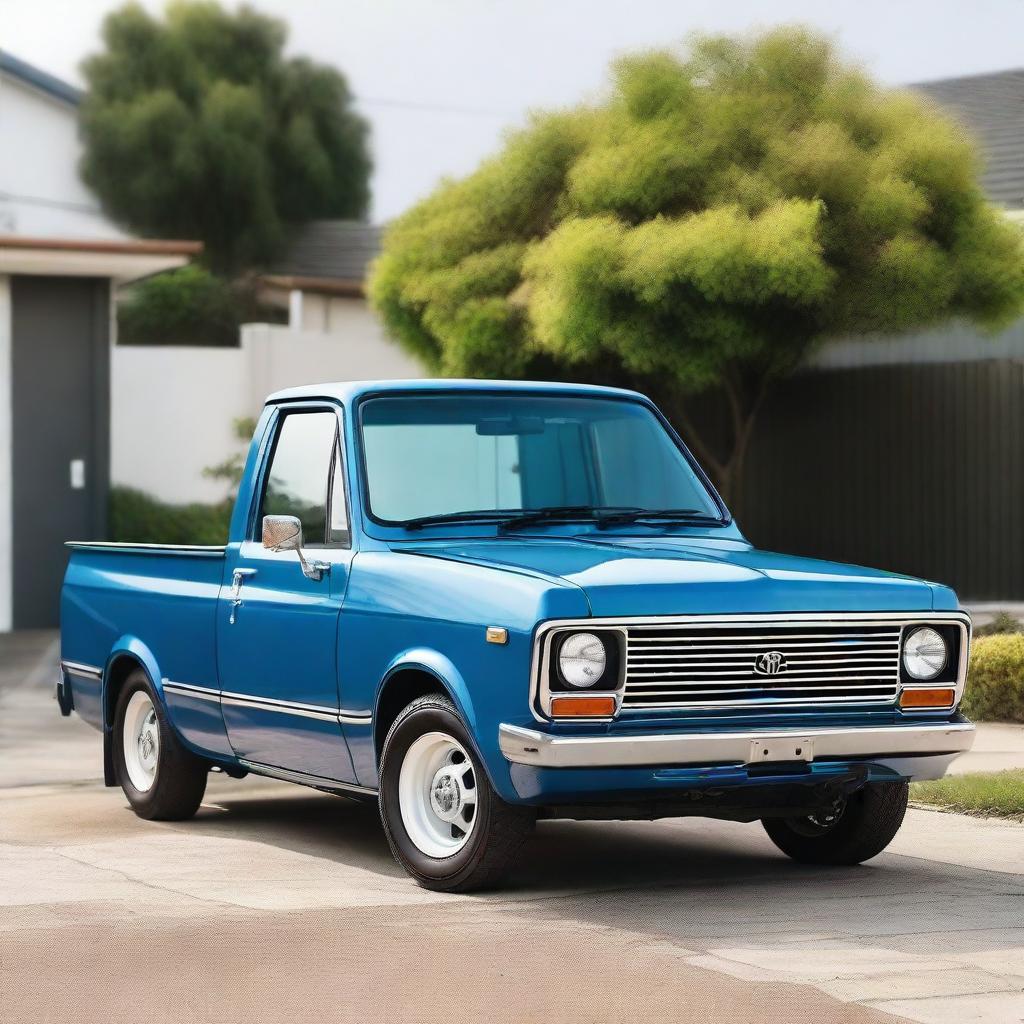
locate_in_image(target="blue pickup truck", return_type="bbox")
[59,379,974,891]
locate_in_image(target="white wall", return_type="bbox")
[0,275,11,631]
[0,74,124,240]
[111,305,425,504]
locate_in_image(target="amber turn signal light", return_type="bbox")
[550,695,617,717]
[899,687,955,709]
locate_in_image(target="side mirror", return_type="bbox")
[262,515,329,582]
[263,514,303,552]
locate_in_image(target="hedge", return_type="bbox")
[962,633,1024,723]
[118,266,242,347]
[109,486,231,546]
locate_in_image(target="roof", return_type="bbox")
[0,235,201,256]
[264,220,381,294]
[0,235,201,282]
[912,68,1024,209]
[266,378,646,405]
[0,50,81,107]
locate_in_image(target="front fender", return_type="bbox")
[378,647,478,736]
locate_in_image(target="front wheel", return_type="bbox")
[113,670,208,820]
[379,695,534,892]
[762,781,909,865]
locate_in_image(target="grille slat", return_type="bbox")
[628,640,900,652]
[622,621,902,711]
[630,629,901,640]
[627,675,898,686]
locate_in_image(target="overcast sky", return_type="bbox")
[3,0,1023,221]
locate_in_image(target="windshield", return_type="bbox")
[360,393,723,526]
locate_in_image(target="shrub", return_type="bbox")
[109,486,232,546]
[117,266,242,347]
[975,611,1023,636]
[962,633,1024,723]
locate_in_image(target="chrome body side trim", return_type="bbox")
[338,712,372,725]
[239,758,377,796]
[499,719,975,779]
[163,680,221,703]
[60,660,102,679]
[168,683,374,724]
[528,611,972,723]
[220,689,338,715]
[221,694,338,722]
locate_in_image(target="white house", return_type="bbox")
[0,52,195,629]
[0,50,123,240]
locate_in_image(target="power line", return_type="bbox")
[0,190,101,214]
[354,94,520,119]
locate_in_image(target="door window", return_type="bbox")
[259,411,338,546]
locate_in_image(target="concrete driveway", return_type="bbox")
[2,633,1022,1024]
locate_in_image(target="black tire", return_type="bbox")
[379,694,535,892]
[762,781,909,865]
[113,669,208,821]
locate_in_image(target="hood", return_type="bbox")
[401,534,946,617]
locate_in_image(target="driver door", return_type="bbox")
[217,404,357,783]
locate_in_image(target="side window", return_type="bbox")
[260,411,337,546]
[328,443,350,545]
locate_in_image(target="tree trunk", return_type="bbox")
[667,373,766,519]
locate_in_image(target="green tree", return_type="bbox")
[80,1,371,274]
[370,28,1024,506]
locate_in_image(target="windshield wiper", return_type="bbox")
[498,506,611,532]
[402,505,719,532]
[402,509,519,531]
[595,508,719,529]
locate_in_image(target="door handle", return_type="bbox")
[229,568,257,625]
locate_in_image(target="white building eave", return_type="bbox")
[0,236,201,283]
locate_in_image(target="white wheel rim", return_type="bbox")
[122,690,160,793]
[398,731,479,858]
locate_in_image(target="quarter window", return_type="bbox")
[329,445,350,545]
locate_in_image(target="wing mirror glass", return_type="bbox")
[262,515,329,581]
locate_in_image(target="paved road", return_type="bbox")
[2,634,1022,1024]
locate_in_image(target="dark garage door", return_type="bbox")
[11,276,109,628]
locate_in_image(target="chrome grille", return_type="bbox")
[622,620,903,710]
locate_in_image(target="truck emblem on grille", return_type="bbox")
[754,651,787,675]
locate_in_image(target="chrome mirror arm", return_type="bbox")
[296,549,330,582]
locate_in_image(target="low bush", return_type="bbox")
[117,266,242,347]
[962,633,1024,723]
[109,486,231,546]
[975,611,1023,636]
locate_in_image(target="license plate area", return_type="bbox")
[748,737,814,764]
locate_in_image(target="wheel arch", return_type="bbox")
[100,638,172,787]
[373,649,479,768]
[102,637,165,731]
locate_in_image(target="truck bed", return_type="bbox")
[60,542,227,730]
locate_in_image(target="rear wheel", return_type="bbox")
[379,694,534,892]
[762,781,909,865]
[113,669,208,821]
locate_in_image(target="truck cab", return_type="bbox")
[59,379,974,891]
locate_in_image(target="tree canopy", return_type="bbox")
[80,1,372,274]
[370,27,1024,502]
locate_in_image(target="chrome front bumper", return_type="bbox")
[498,719,976,782]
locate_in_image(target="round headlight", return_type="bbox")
[558,632,607,688]
[903,626,947,680]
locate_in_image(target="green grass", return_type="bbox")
[910,770,1024,821]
